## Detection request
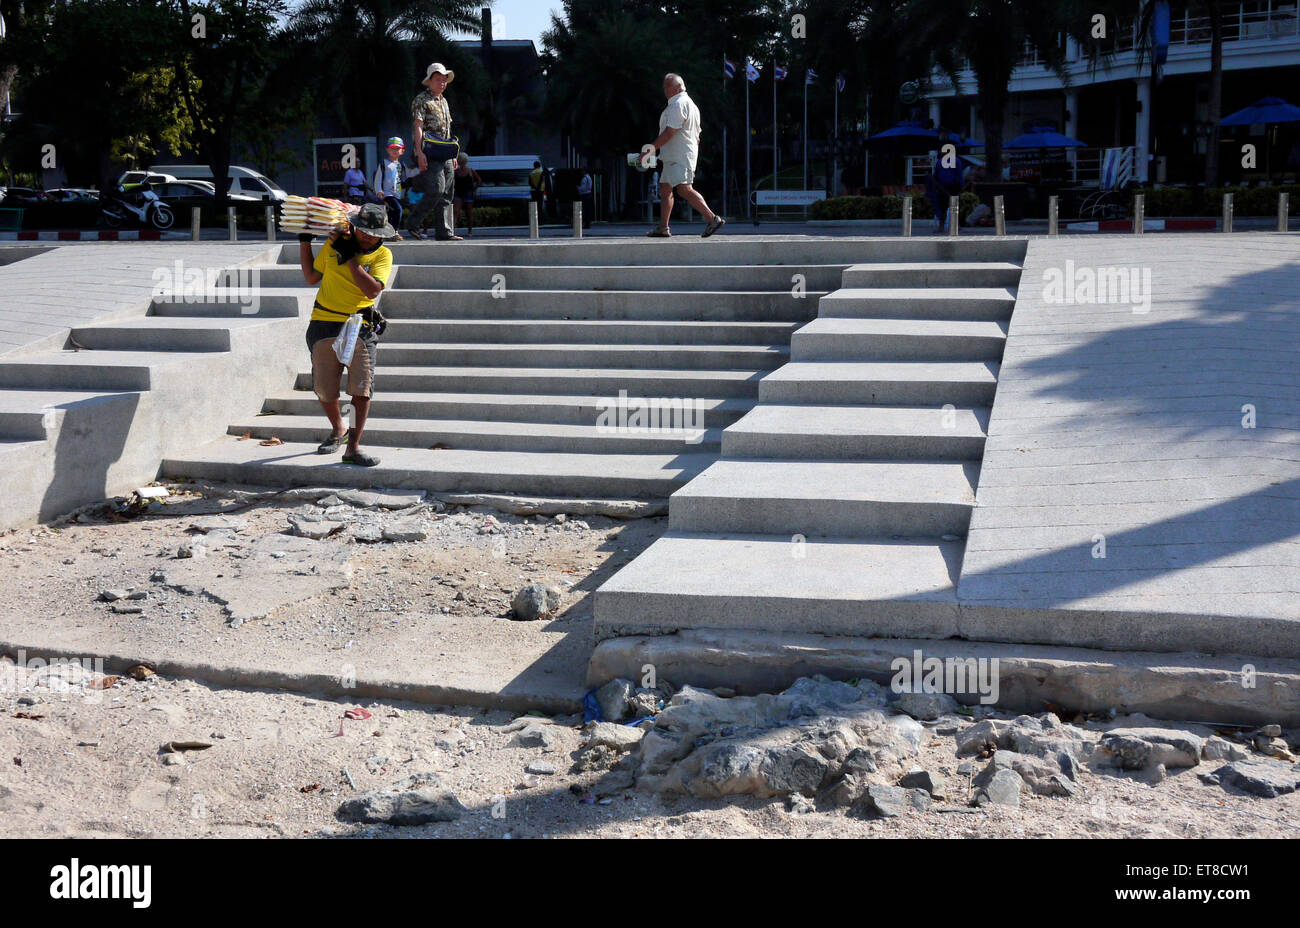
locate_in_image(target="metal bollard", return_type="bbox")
[947,195,960,236]
[572,202,583,238]
[1222,192,1233,233]
[901,197,912,237]
[528,201,540,240]
[265,205,276,242]
[1133,194,1144,235]
[994,195,1006,236]
[227,206,238,241]
[1048,195,1059,236]
[1280,192,1290,233]
[191,207,201,242]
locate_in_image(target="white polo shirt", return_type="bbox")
[659,91,701,169]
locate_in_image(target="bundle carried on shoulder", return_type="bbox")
[278,195,359,234]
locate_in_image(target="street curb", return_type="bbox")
[0,230,190,241]
[0,639,584,715]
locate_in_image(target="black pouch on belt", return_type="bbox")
[362,306,388,338]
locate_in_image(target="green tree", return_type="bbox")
[286,0,490,149]
[904,0,1130,181]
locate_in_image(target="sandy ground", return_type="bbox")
[0,482,1297,838]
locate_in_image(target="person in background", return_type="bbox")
[373,137,408,239]
[576,167,594,229]
[296,203,396,468]
[528,161,545,215]
[407,62,462,241]
[342,163,368,206]
[926,127,968,233]
[452,153,482,237]
[642,73,725,238]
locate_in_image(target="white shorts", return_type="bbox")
[659,161,695,187]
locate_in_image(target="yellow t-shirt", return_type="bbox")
[311,240,393,321]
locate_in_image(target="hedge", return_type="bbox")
[1132,185,1300,217]
[810,192,981,223]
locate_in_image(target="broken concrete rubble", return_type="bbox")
[336,773,465,825]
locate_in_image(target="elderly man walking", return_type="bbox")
[407,62,462,241]
[642,73,725,238]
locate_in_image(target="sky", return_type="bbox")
[452,1,565,48]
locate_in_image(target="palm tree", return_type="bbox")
[1134,0,1225,186]
[903,0,1130,182]
[288,0,486,135]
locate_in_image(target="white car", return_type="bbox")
[150,164,288,202]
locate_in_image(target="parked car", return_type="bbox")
[46,187,98,203]
[117,171,176,188]
[0,186,49,206]
[150,164,288,202]
[153,179,262,210]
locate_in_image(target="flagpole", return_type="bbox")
[832,80,838,197]
[722,66,728,218]
[772,58,778,196]
[803,74,808,191]
[745,72,751,219]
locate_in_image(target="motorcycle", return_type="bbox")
[101,181,175,231]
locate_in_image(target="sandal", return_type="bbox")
[647,228,671,237]
[341,449,380,467]
[702,216,726,238]
[316,432,347,455]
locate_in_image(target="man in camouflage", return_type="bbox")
[406,62,462,241]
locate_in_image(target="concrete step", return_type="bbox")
[841,262,1023,288]
[791,318,1007,363]
[149,292,305,318]
[375,342,789,371]
[669,458,978,537]
[69,317,279,353]
[278,238,1028,267]
[0,389,135,440]
[230,414,720,454]
[263,391,755,427]
[594,532,961,639]
[390,264,851,293]
[333,366,768,399]
[380,289,819,323]
[817,288,1016,322]
[379,319,800,346]
[722,404,989,461]
[163,438,715,499]
[759,362,999,406]
[0,350,216,391]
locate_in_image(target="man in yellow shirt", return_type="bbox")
[297,203,396,467]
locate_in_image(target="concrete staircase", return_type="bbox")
[0,289,305,526]
[594,240,1028,641]
[163,239,873,499]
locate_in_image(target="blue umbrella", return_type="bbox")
[1220,97,1300,127]
[1005,129,1086,149]
[867,121,980,149]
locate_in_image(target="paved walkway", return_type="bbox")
[1,242,276,358]
[961,233,1300,656]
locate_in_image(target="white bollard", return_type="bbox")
[1048,195,1059,236]
[901,197,912,237]
[572,202,583,238]
[994,195,1006,236]
[266,205,276,242]
[528,201,540,240]
[947,196,960,236]
[191,207,201,242]
[1222,192,1233,233]
[1133,194,1144,235]
[227,206,238,242]
[1280,192,1290,233]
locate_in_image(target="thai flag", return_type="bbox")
[806,69,818,85]
[745,60,760,82]
[836,73,846,93]
[724,58,736,79]
[774,65,788,81]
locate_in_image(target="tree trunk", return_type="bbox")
[1205,1,1223,186]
